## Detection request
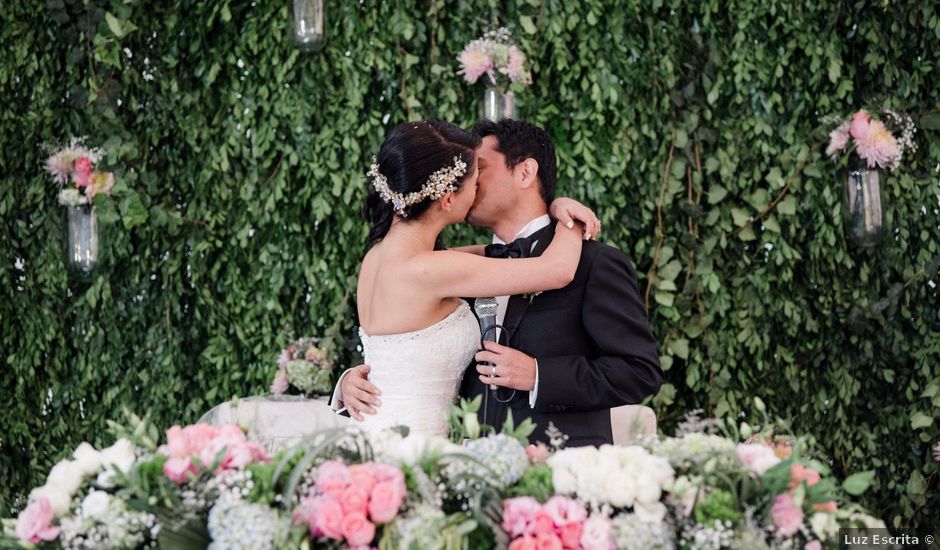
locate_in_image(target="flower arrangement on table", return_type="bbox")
[3,401,888,549]
[457,27,532,92]
[44,137,115,206]
[825,109,916,171]
[270,337,335,397]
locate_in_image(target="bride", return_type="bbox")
[352,119,598,437]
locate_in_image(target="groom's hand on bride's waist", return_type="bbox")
[340,364,382,421]
[475,341,537,391]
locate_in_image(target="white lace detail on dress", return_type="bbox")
[357,300,479,437]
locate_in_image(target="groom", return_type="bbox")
[333,119,663,447]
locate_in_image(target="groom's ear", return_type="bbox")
[517,158,540,190]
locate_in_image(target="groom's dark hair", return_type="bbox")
[472,119,557,207]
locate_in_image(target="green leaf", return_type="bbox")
[919,112,940,130]
[731,208,750,227]
[105,12,125,38]
[519,16,537,35]
[659,259,683,282]
[910,411,934,430]
[777,195,798,216]
[668,338,689,360]
[708,185,728,204]
[654,292,675,307]
[119,190,149,230]
[842,471,875,496]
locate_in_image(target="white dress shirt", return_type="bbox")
[491,214,552,408]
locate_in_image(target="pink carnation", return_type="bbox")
[458,42,494,84]
[805,541,822,550]
[502,497,542,538]
[509,535,538,550]
[580,515,614,550]
[560,521,584,549]
[825,122,851,158]
[535,532,564,550]
[543,496,587,527]
[270,367,289,394]
[849,111,872,140]
[15,498,60,544]
[163,457,198,484]
[788,464,821,489]
[531,511,555,537]
[771,493,804,537]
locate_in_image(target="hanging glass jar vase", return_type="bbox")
[842,161,885,248]
[291,0,325,52]
[64,204,102,279]
[480,84,517,121]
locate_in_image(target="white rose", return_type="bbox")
[810,512,841,540]
[29,485,72,516]
[72,442,102,476]
[634,501,668,524]
[46,460,84,496]
[100,439,136,473]
[96,469,117,489]
[605,470,636,508]
[80,490,111,518]
[552,466,577,495]
[634,474,662,504]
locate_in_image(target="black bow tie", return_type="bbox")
[485,236,534,259]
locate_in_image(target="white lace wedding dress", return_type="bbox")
[357,300,479,437]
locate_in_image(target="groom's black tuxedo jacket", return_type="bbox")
[460,223,663,447]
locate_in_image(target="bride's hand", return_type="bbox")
[550,197,601,240]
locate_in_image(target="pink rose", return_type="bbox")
[310,496,344,539]
[341,512,376,547]
[736,443,781,476]
[502,497,541,538]
[15,498,61,544]
[370,463,405,488]
[805,541,822,550]
[183,424,219,457]
[509,535,539,550]
[368,480,405,523]
[771,493,804,537]
[788,465,821,489]
[525,443,550,465]
[560,521,584,549]
[72,157,92,187]
[316,460,352,497]
[544,496,587,527]
[535,533,564,550]
[580,515,614,550]
[348,464,377,494]
[340,486,370,516]
[163,457,197,484]
[532,511,555,537]
[163,425,192,458]
[812,501,838,512]
[291,497,317,526]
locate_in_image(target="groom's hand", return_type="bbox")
[474,341,536,391]
[341,365,382,421]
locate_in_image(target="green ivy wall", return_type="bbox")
[1,0,938,529]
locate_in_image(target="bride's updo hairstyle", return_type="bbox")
[364,119,480,244]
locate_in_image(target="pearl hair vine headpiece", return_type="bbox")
[368,156,468,217]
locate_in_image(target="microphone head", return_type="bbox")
[473,297,498,318]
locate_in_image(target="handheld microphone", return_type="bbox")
[473,297,499,390]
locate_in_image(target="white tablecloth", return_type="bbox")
[199,395,350,453]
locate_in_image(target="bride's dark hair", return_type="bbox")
[364,119,481,244]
